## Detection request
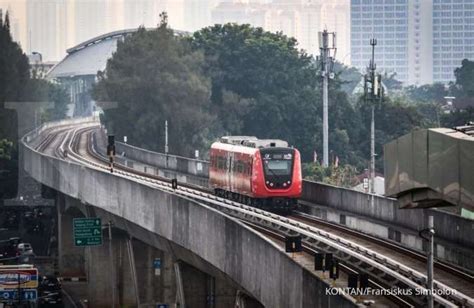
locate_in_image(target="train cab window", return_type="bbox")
[260,149,294,178]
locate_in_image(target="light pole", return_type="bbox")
[165,120,169,168]
[364,39,383,197]
[107,221,115,308]
[419,216,435,308]
[318,30,337,167]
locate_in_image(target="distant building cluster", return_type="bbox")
[212,0,351,65]
[351,0,474,85]
[0,0,473,85]
[0,0,218,62]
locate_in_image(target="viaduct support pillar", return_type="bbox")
[57,194,85,277]
[86,229,138,307]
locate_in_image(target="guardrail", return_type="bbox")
[115,142,209,177]
[114,141,474,250]
[301,181,474,249]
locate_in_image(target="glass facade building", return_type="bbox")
[351,0,474,85]
[432,0,474,83]
[351,0,410,83]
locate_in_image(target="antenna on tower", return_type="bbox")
[318,30,337,167]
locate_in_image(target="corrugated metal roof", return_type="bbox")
[47,36,119,78]
[46,28,189,79]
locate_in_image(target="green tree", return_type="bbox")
[303,162,359,188]
[0,10,29,199]
[191,24,323,160]
[94,16,212,156]
[0,139,13,160]
[21,76,70,122]
[334,62,362,95]
[355,96,423,171]
[0,11,30,104]
[383,72,403,92]
[0,10,29,143]
[405,83,447,103]
[454,59,474,97]
[441,108,474,127]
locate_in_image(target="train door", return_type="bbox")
[227,151,234,192]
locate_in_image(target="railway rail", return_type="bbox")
[28,121,474,308]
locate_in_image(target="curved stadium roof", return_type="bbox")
[47,28,188,79]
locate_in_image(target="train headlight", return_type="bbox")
[266,181,269,184]
[283,183,287,187]
[269,182,274,187]
[287,180,291,184]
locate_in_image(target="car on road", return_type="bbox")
[17,242,34,255]
[38,276,63,307]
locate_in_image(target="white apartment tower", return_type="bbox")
[351,0,474,85]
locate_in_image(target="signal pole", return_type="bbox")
[165,120,169,168]
[364,39,383,196]
[319,30,337,167]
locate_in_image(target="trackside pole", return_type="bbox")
[427,215,434,308]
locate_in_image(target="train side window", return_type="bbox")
[217,157,225,169]
[236,161,243,173]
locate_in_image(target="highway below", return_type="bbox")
[27,118,474,308]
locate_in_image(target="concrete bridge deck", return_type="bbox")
[23,118,357,307]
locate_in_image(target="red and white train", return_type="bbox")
[209,136,302,212]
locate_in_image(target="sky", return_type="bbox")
[1,0,472,85]
[0,0,350,63]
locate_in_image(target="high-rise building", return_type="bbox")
[351,0,474,85]
[321,0,351,64]
[211,0,351,63]
[432,0,474,83]
[351,0,412,84]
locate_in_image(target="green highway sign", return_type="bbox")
[73,218,102,246]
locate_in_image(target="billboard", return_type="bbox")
[0,268,39,289]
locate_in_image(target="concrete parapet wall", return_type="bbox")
[23,138,355,307]
[116,142,209,177]
[302,181,474,249]
[114,139,474,254]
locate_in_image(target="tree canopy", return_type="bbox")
[93,20,473,187]
[190,23,320,159]
[454,59,474,98]
[94,16,212,156]
[0,10,69,198]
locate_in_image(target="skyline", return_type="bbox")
[0,0,473,85]
[0,0,350,63]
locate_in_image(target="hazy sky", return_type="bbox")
[0,0,350,62]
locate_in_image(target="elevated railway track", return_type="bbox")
[27,120,474,308]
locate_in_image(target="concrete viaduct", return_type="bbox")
[22,118,356,307]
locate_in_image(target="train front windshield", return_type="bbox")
[264,159,292,176]
[260,148,295,188]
